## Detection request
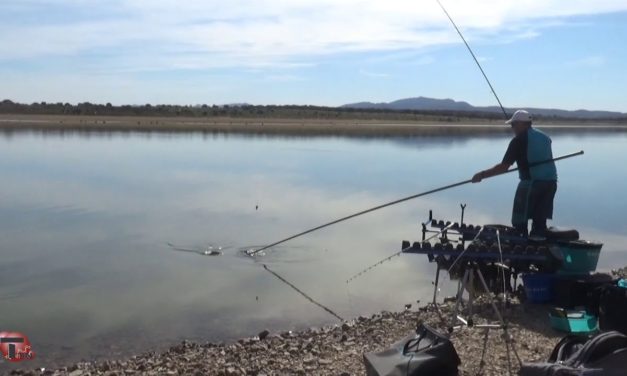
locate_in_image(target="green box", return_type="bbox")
[549,308,598,333]
[555,240,603,275]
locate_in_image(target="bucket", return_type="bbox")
[556,241,603,275]
[522,273,554,303]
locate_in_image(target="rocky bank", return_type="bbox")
[8,298,568,376]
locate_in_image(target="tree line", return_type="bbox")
[1,99,625,123]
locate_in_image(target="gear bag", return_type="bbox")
[363,324,460,376]
[598,284,627,335]
[520,331,627,376]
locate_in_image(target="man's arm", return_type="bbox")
[472,136,520,183]
[472,162,511,183]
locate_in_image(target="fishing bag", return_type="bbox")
[363,323,460,376]
[519,331,627,376]
[553,274,614,310]
[598,284,627,335]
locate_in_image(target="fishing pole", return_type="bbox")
[248,151,583,256]
[436,0,508,119]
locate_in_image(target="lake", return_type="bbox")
[1,129,626,368]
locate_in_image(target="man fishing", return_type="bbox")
[472,110,557,237]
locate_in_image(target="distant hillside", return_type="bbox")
[2,99,626,124]
[342,97,627,119]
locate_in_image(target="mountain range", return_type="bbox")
[341,97,627,119]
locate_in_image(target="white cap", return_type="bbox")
[505,109,532,124]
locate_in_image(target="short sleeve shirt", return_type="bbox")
[502,131,530,180]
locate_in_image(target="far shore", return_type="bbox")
[2,114,627,138]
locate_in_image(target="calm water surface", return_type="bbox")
[1,130,626,368]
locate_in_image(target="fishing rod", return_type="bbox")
[248,151,583,256]
[436,0,508,119]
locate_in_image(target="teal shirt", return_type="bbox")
[503,127,558,181]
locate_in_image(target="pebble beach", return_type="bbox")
[5,266,624,376]
[7,298,567,376]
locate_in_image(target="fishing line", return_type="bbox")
[447,226,484,274]
[262,264,344,321]
[248,151,583,256]
[495,229,509,308]
[345,280,356,317]
[346,222,455,284]
[436,0,508,119]
[167,242,229,256]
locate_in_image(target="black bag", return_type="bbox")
[520,331,627,376]
[553,274,614,310]
[546,334,589,363]
[598,285,627,335]
[363,324,460,376]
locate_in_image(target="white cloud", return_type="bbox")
[1,0,626,71]
[364,52,436,66]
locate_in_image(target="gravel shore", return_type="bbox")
[9,298,566,376]
[612,266,627,279]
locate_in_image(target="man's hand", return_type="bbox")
[471,164,508,184]
[472,171,483,183]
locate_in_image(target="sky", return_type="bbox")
[1,0,626,112]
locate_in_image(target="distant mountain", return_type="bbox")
[341,97,627,119]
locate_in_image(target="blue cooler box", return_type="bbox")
[522,273,554,303]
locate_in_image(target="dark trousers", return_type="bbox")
[512,180,557,237]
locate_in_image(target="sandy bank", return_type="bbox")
[1,115,627,138]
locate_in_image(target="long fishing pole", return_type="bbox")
[248,151,583,255]
[436,0,508,119]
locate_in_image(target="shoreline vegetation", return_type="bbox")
[2,114,627,138]
[1,99,626,137]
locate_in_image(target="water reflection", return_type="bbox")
[0,130,626,368]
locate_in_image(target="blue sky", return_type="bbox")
[1,0,626,111]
